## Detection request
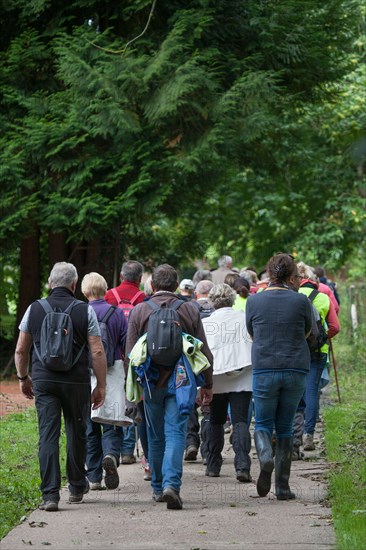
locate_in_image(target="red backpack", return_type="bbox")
[110,288,144,319]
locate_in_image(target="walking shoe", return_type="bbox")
[292,447,304,461]
[162,487,183,510]
[102,454,119,490]
[152,491,165,502]
[236,469,252,483]
[39,500,58,512]
[202,457,207,466]
[224,421,231,434]
[141,456,152,480]
[68,480,90,503]
[184,445,198,461]
[121,454,136,464]
[89,481,102,491]
[303,433,315,451]
[205,469,220,477]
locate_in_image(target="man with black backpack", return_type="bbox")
[15,262,107,512]
[125,264,213,510]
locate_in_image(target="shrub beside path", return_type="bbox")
[2,418,336,550]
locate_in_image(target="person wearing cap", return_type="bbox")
[178,279,195,301]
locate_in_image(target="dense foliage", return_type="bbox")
[0,1,365,324]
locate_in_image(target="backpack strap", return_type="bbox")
[147,299,184,312]
[100,306,117,324]
[147,300,160,311]
[171,299,184,311]
[37,298,54,314]
[308,289,319,303]
[111,288,122,305]
[130,290,144,306]
[37,298,80,314]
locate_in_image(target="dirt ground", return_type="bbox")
[0,379,34,417]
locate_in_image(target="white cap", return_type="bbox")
[179,278,194,290]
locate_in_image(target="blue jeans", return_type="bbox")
[144,387,188,493]
[253,370,307,438]
[121,424,136,456]
[305,353,328,435]
[86,419,121,483]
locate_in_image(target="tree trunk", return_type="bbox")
[15,228,41,335]
[48,232,68,271]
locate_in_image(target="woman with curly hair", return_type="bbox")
[246,254,312,500]
[202,283,253,483]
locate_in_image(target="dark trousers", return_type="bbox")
[208,391,252,474]
[185,405,211,459]
[186,405,200,450]
[33,381,90,501]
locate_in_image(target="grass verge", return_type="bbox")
[323,288,366,549]
[0,407,66,539]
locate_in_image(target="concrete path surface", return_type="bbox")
[2,426,336,550]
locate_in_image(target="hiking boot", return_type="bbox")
[292,447,304,461]
[303,433,315,451]
[68,480,90,503]
[224,421,231,434]
[184,445,198,461]
[152,491,165,502]
[162,487,183,510]
[102,454,119,490]
[236,469,252,483]
[39,500,58,512]
[205,469,220,477]
[121,454,136,465]
[89,481,102,491]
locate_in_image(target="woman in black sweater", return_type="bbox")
[246,254,312,500]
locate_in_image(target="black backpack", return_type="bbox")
[146,300,184,367]
[306,290,329,353]
[34,299,86,372]
[97,306,117,368]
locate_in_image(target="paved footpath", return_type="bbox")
[2,424,336,550]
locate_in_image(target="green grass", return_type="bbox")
[323,286,366,550]
[0,407,66,539]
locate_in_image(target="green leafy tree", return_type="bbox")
[0,0,363,347]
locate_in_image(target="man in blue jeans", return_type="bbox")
[125,264,213,510]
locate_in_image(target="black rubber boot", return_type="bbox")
[206,423,224,476]
[275,437,296,500]
[254,431,274,497]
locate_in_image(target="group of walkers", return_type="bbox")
[15,253,340,512]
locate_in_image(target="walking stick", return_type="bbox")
[329,339,341,403]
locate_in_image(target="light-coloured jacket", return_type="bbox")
[202,307,252,375]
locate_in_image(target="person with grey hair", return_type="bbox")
[184,279,215,463]
[15,262,107,512]
[192,269,212,286]
[211,255,234,285]
[202,283,253,483]
[105,260,146,310]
